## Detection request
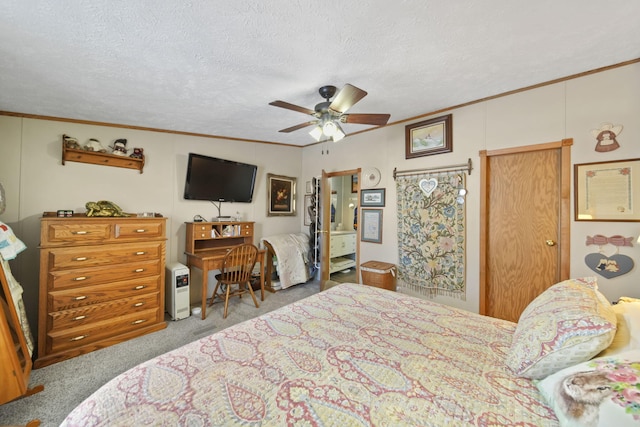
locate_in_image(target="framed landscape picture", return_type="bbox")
[405,114,452,159]
[361,188,385,207]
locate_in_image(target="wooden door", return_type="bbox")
[320,169,361,288]
[479,139,572,322]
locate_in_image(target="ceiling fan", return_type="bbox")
[269,84,390,142]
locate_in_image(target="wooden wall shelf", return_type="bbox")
[61,136,144,173]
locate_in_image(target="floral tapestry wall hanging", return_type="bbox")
[396,171,466,298]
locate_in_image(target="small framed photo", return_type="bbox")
[361,188,385,207]
[303,194,313,225]
[405,114,452,159]
[267,173,296,216]
[574,158,640,221]
[351,174,358,193]
[361,208,383,243]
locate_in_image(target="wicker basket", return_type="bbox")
[360,261,396,291]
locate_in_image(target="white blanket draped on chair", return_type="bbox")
[261,233,310,289]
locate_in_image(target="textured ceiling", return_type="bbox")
[1,1,639,147]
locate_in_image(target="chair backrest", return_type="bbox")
[220,244,258,284]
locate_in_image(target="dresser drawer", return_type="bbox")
[47,308,159,354]
[49,292,159,331]
[43,223,111,245]
[49,275,161,311]
[48,259,161,289]
[46,242,163,270]
[115,220,164,239]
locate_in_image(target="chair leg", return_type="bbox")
[246,282,260,308]
[223,282,231,319]
[209,280,222,307]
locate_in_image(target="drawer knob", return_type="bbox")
[74,295,87,301]
[134,285,146,290]
[134,268,145,273]
[135,251,146,255]
[73,276,88,281]
[73,257,88,262]
[133,302,144,307]
[72,315,87,321]
[136,229,147,233]
[70,335,87,341]
[131,319,147,325]
[72,231,88,235]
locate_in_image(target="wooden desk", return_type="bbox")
[185,248,265,320]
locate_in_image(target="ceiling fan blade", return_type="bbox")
[279,121,318,133]
[342,113,390,126]
[328,84,367,114]
[269,100,315,116]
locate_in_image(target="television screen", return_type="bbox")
[184,153,257,203]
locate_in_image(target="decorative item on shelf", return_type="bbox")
[63,134,81,149]
[83,138,107,153]
[130,147,144,159]
[56,210,74,217]
[584,234,635,279]
[591,122,622,152]
[85,200,130,217]
[110,138,128,156]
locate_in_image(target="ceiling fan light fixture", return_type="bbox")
[322,120,338,137]
[332,124,345,142]
[309,125,323,142]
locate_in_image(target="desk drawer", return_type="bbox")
[49,275,161,311]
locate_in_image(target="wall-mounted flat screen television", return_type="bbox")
[183,153,257,203]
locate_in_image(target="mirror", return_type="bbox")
[328,174,358,283]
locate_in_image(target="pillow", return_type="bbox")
[506,277,617,379]
[536,349,640,426]
[598,301,640,357]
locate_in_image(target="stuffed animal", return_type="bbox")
[110,139,128,156]
[83,138,107,153]
[130,147,144,159]
[85,200,130,217]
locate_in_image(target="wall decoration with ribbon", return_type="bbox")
[585,234,634,279]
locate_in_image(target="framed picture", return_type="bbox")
[361,208,383,243]
[575,158,640,221]
[405,114,452,159]
[267,173,296,216]
[303,194,313,225]
[351,174,358,193]
[305,180,312,194]
[361,188,385,207]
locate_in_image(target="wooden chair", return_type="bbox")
[208,244,260,318]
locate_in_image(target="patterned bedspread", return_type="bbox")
[61,283,558,426]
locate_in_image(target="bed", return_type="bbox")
[61,279,638,426]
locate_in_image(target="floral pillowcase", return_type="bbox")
[536,349,640,426]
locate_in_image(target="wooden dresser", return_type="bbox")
[35,213,167,368]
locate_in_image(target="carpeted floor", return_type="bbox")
[0,280,320,427]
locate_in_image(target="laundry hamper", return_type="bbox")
[360,261,396,291]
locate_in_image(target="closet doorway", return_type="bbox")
[320,169,361,287]
[479,139,572,322]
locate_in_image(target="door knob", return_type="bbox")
[546,240,556,246]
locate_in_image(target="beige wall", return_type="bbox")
[0,118,304,333]
[1,62,639,337]
[301,62,640,313]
